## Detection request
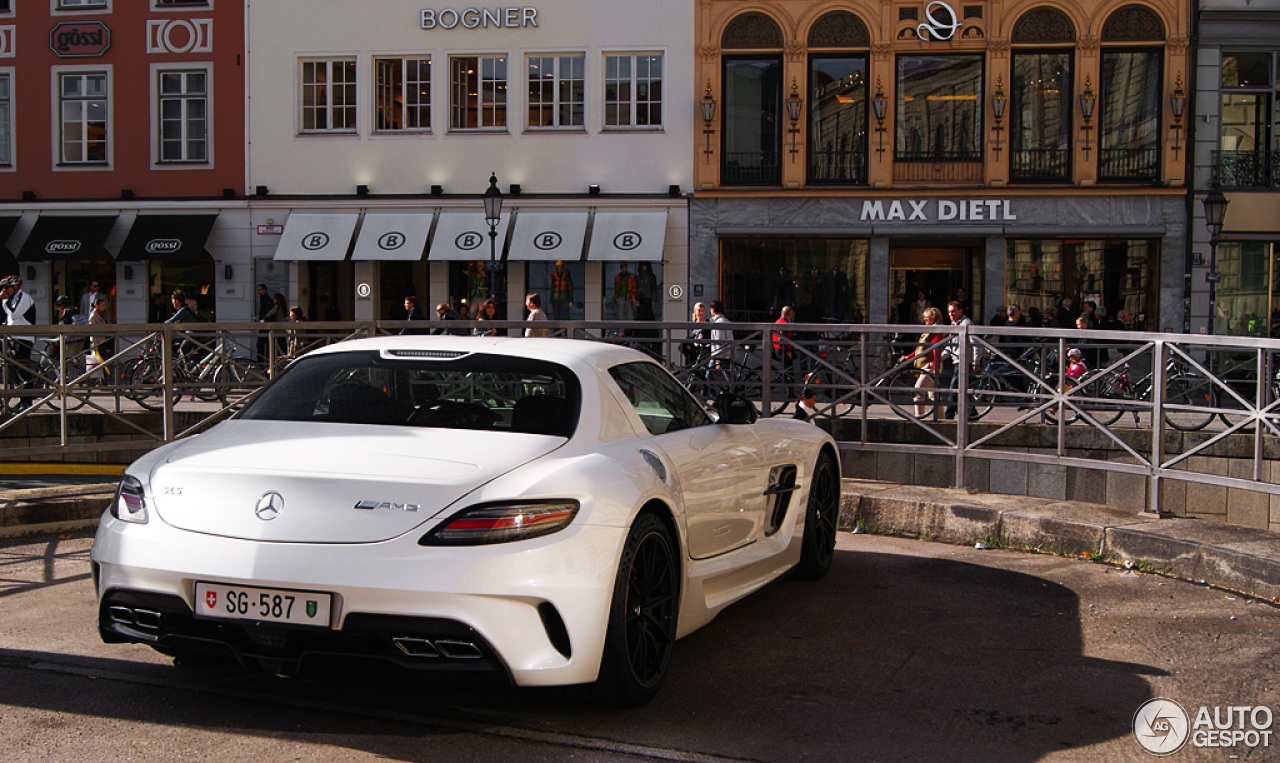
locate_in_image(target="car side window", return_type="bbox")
[609,362,712,435]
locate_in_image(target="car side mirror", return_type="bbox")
[713,393,757,425]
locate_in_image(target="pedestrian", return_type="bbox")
[255,283,274,363]
[772,305,795,374]
[270,293,289,356]
[165,289,200,357]
[287,306,307,358]
[1,275,36,408]
[79,279,106,317]
[942,300,973,419]
[793,387,819,422]
[709,299,732,366]
[89,296,113,375]
[473,299,498,336]
[433,302,465,335]
[401,295,428,335]
[901,306,945,419]
[682,302,709,366]
[524,293,549,337]
[1064,347,1088,391]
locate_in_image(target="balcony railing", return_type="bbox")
[807,150,868,185]
[1010,148,1070,183]
[892,150,983,182]
[1098,147,1159,183]
[721,152,781,185]
[1214,149,1280,190]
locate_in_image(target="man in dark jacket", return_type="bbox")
[255,284,274,362]
[401,296,428,335]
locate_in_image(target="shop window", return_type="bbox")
[450,55,507,130]
[526,260,583,321]
[52,259,116,323]
[1217,52,1279,189]
[528,54,584,129]
[1214,242,1280,337]
[722,56,782,185]
[148,259,216,322]
[603,53,662,129]
[894,54,982,179]
[808,55,868,184]
[1009,52,1071,182]
[1005,239,1158,331]
[603,261,662,322]
[300,58,357,133]
[374,57,431,132]
[379,261,421,321]
[58,70,109,164]
[157,68,208,163]
[449,260,505,318]
[719,238,869,324]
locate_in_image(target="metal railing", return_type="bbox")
[1214,149,1280,191]
[4,321,1280,516]
[1009,148,1070,183]
[721,152,781,185]
[1098,147,1159,183]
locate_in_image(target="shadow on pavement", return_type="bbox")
[1,548,1161,761]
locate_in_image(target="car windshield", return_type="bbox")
[237,350,581,437]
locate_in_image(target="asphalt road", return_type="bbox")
[2,530,1276,762]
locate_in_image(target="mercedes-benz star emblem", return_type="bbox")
[255,492,284,521]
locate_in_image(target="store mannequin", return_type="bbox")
[550,260,573,320]
[637,262,658,314]
[467,261,489,311]
[614,261,636,321]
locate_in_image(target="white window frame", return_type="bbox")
[0,68,13,171]
[151,61,212,168]
[0,3,14,17]
[449,53,508,132]
[373,55,432,134]
[52,0,111,13]
[602,51,664,131]
[526,53,586,131]
[52,65,112,170]
[299,57,358,135]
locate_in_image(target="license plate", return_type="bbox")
[195,582,332,627]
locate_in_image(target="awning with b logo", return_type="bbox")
[428,212,511,261]
[507,212,588,261]
[587,210,668,262]
[273,214,360,261]
[17,214,118,261]
[118,214,217,261]
[350,214,433,261]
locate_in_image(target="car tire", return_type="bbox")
[793,452,840,581]
[591,512,679,707]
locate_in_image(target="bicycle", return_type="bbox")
[1,339,93,415]
[127,335,258,410]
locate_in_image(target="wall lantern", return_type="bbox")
[1202,186,1230,337]
[1079,75,1096,158]
[871,78,888,159]
[785,78,803,162]
[991,75,1007,156]
[1169,73,1187,157]
[700,81,717,162]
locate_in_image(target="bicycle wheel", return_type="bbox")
[878,366,937,419]
[128,358,185,410]
[212,361,250,403]
[1163,372,1217,431]
[968,372,1007,421]
[57,353,89,412]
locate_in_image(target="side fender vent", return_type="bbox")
[763,465,799,536]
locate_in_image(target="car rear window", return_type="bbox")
[237,350,580,437]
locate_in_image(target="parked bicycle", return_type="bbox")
[126,335,260,410]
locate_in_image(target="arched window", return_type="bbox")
[1009,8,1076,182]
[722,12,784,184]
[1098,5,1164,182]
[807,11,871,184]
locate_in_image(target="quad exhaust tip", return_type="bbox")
[109,606,162,631]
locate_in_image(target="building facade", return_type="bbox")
[0,0,247,324]
[1193,0,1280,339]
[692,0,1191,332]
[245,0,693,324]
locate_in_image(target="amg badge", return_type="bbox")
[353,500,420,513]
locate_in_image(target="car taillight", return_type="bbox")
[420,500,579,545]
[112,475,149,524]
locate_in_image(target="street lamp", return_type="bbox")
[483,172,504,302]
[1079,75,1096,159]
[785,78,803,162]
[990,75,1007,156]
[700,81,717,162]
[871,77,888,159]
[1203,187,1230,336]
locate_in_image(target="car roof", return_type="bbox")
[305,335,653,369]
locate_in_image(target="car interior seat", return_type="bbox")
[511,394,566,436]
[325,382,400,425]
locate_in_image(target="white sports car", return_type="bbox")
[91,336,839,705]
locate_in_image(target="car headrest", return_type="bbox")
[512,394,566,436]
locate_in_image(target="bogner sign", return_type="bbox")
[861,199,1017,222]
[420,6,538,29]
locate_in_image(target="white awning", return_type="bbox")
[428,212,511,261]
[588,210,669,261]
[351,213,433,261]
[273,214,359,261]
[507,211,588,261]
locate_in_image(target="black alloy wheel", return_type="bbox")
[794,453,840,580]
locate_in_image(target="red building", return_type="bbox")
[0,0,245,324]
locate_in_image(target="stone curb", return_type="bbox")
[840,478,1280,603]
[0,482,115,539]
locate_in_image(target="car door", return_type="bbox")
[607,362,766,559]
